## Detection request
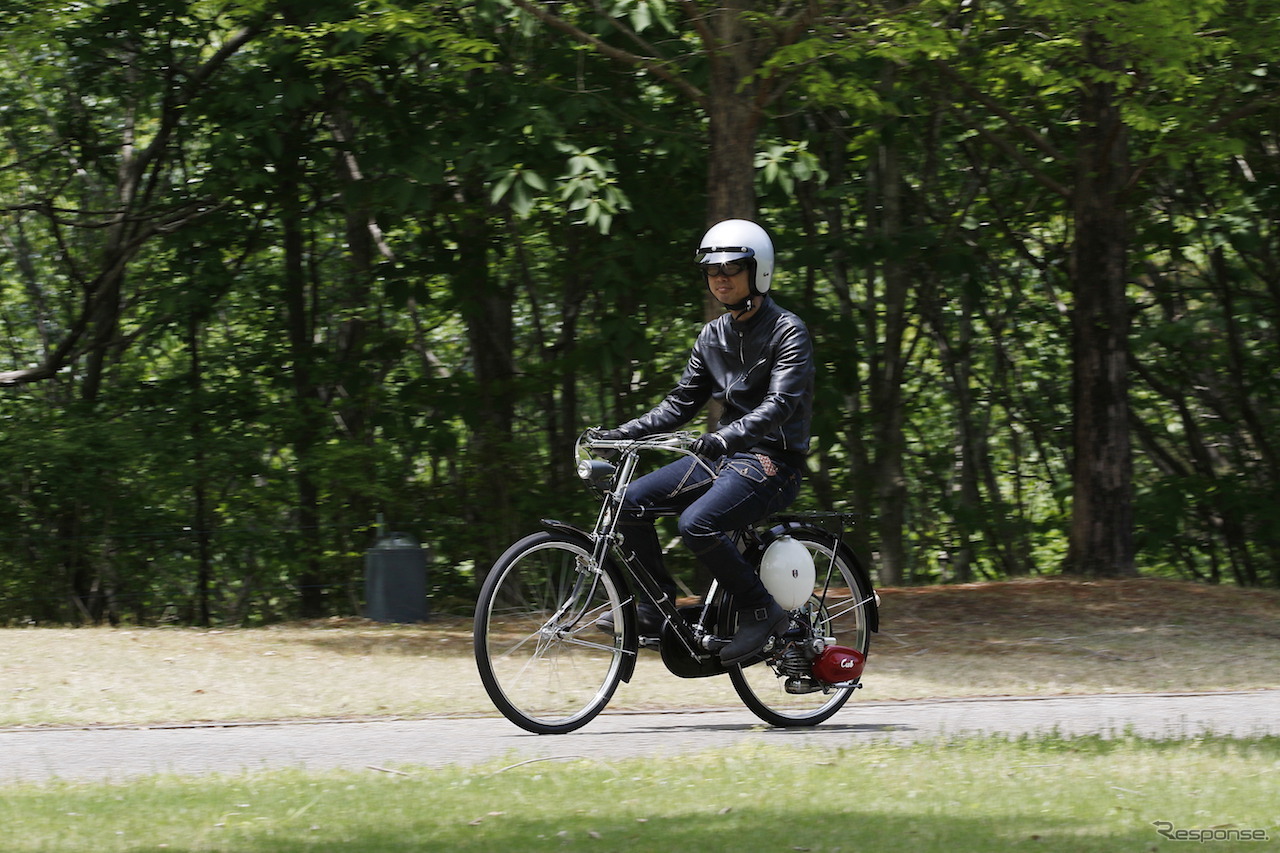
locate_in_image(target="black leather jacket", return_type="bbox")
[619,296,814,467]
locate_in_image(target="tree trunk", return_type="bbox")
[188,315,213,627]
[455,179,517,578]
[1064,46,1136,578]
[704,2,762,224]
[279,122,327,616]
[867,137,911,586]
[926,278,981,583]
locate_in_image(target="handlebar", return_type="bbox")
[575,428,716,484]
[581,430,699,454]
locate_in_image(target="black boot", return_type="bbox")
[596,601,665,637]
[720,599,789,665]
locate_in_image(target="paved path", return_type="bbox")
[3,690,1276,784]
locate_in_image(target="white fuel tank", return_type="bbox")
[759,535,815,610]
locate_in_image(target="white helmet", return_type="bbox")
[695,219,776,295]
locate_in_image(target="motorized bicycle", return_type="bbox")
[473,431,879,734]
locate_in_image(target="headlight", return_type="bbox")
[577,459,616,485]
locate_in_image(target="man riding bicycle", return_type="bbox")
[595,218,815,665]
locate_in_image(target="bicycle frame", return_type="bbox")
[577,432,726,661]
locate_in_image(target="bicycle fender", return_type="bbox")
[539,518,593,541]
[537,519,641,684]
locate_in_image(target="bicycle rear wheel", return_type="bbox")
[474,531,632,734]
[727,527,874,727]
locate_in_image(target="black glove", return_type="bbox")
[587,427,628,459]
[689,432,728,460]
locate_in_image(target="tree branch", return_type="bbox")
[971,122,1072,200]
[2,23,265,390]
[678,0,717,49]
[930,58,1069,164]
[508,0,707,105]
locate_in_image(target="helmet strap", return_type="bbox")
[722,294,756,314]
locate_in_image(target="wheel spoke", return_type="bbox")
[475,532,629,734]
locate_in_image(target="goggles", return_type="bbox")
[699,260,749,277]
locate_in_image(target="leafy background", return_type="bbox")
[2,0,1278,625]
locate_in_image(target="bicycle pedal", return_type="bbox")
[638,634,663,648]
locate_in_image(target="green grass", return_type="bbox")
[1,735,1276,852]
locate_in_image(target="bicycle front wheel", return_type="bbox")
[474,531,632,734]
[727,527,874,727]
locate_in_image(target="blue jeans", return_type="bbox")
[618,452,802,609]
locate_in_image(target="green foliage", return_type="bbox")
[2,0,1279,624]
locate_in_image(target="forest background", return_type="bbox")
[2,0,1278,627]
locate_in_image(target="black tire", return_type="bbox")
[474,531,633,734]
[725,526,874,727]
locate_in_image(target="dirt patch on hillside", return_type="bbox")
[874,577,1280,653]
[3,578,1275,727]
[300,576,1280,653]
[452,576,1280,697]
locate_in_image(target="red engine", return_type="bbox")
[811,645,866,685]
